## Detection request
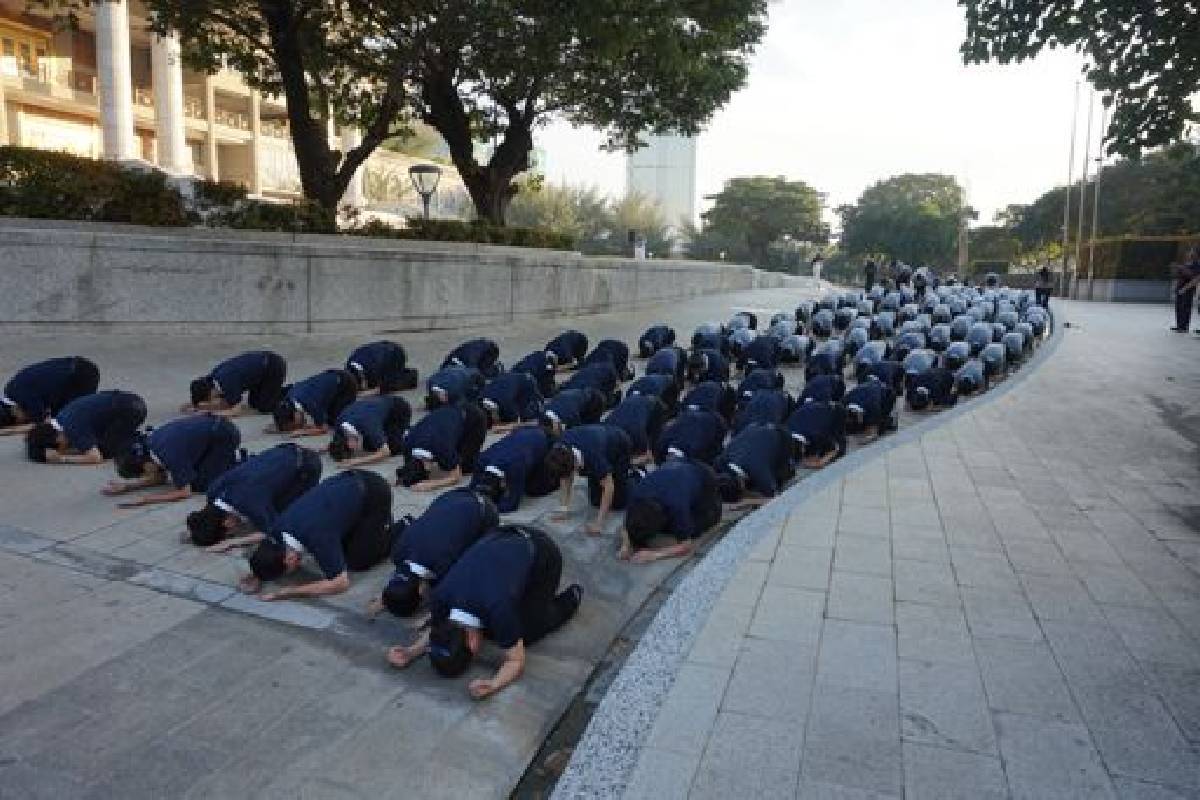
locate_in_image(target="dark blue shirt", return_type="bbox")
[604,394,662,452]
[737,369,782,401]
[657,409,727,464]
[543,388,598,429]
[288,370,350,426]
[546,330,588,364]
[392,488,497,580]
[640,325,674,353]
[430,528,537,648]
[582,340,630,375]
[4,357,82,420]
[843,380,894,426]
[866,361,905,390]
[742,336,780,370]
[512,351,555,393]
[786,401,846,458]
[717,424,791,496]
[345,341,405,387]
[337,396,409,452]
[561,362,618,395]
[211,351,278,405]
[733,390,792,434]
[470,427,552,513]
[629,460,715,541]
[148,414,240,490]
[271,471,368,579]
[800,375,846,404]
[560,424,630,480]
[426,366,483,405]
[443,338,498,371]
[481,372,543,423]
[404,405,469,469]
[690,349,729,382]
[646,347,683,378]
[55,391,143,453]
[628,374,675,400]
[208,443,317,532]
[682,381,730,414]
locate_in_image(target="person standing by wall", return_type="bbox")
[864,259,877,292]
[811,253,823,284]
[1035,264,1053,308]
[1172,248,1200,333]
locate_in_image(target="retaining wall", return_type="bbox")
[0,218,799,334]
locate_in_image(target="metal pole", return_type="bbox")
[1088,103,1108,300]
[1061,80,1080,299]
[1074,89,1095,299]
[422,193,431,220]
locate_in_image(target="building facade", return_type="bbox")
[626,133,697,232]
[0,0,462,213]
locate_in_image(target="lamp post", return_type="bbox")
[408,164,442,220]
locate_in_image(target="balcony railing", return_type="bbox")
[4,61,98,96]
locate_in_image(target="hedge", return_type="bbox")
[1078,236,1200,280]
[0,145,573,248]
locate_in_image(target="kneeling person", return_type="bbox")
[842,379,898,438]
[328,395,412,466]
[272,369,357,436]
[26,390,146,464]
[345,340,416,394]
[604,394,669,465]
[107,414,243,506]
[786,400,848,468]
[715,423,799,507]
[1,356,99,435]
[470,427,558,513]
[654,408,728,465]
[621,459,723,563]
[544,424,633,534]
[187,350,286,417]
[395,403,489,491]
[480,371,543,433]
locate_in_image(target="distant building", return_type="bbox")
[626,134,697,233]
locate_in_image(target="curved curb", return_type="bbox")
[552,309,1066,799]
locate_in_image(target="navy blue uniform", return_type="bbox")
[646,347,686,382]
[402,403,488,472]
[655,409,727,465]
[800,374,846,404]
[582,339,632,379]
[628,460,722,541]
[54,390,147,458]
[691,328,726,354]
[148,414,242,490]
[345,341,410,393]
[481,371,543,424]
[545,330,589,367]
[391,488,498,582]
[843,380,897,432]
[804,352,841,381]
[717,423,795,497]
[688,349,730,383]
[207,443,321,533]
[209,351,287,412]
[955,360,987,395]
[737,369,783,404]
[336,395,412,453]
[542,388,605,430]
[639,325,675,357]
[733,390,792,434]
[628,374,679,411]
[443,338,501,378]
[430,526,578,648]
[906,367,957,408]
[287,369,357,426]
[512,351,556,398]
[3,356,99,422]
[866,361,906,394]
[682,381,737,421]
[471,427,556,513]
[786,401,847,460]
[560,362,619,398]
[604,394,668,455]
[426,365,484,408]
[560,424,633,509]
[269,470,393,577]
[741,335,780,372]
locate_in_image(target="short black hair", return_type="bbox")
[0,404,15,428]
[424,392,445,412]
[538,413,561,438]
[272,401,298,432]
[544,446,575,480]
[190,377,215,408]
[429,618,473,677]
[908,386,931,411]
[625,498,667,548]
[327,431,352,462]
[474,469,505,504]
[381,569,422,617]
[843,405,866,434]
[25,422,58,463]
[114,436,152,479]
[396,457,429,487]
[716,471,744,504]
[187,503,228,547]
[248,538,287,582]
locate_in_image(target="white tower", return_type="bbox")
[626,134,697,233]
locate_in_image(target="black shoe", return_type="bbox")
[1171,327,1188,332]
[563,583,584,611]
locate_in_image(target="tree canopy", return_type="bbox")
[690,176,828,267]
[960,0,1199,157]
[837,173,968,266]
[506,184,674,257]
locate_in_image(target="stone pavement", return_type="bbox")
[566,301,1200,799]
[0,285,824,799]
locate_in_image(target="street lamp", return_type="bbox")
[408,164,442,220]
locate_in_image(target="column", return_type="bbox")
[248,91,263,195]
[0,80,8,145]
[94,0,138,160]
[151,32,191,174]
[341,127,366,208]
[203,76,218,180]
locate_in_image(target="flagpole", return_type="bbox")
[1073,88,1095,299]
[1060,80,1080,299]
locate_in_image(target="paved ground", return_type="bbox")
[598,301,1200,799]
[0,284,831,799]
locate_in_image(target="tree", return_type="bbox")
[698,176,828,267]
[838,174,968,265]
[506,184,674,256]
[402,0,767,224]
[968,225,1021,262]
[960,0,1200,157]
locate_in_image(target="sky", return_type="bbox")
[536,0,1109,230]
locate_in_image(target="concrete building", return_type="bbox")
[626,133,697,232]
[0,0,461,211]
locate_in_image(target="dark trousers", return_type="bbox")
[277,446,323,509]
[864,276,875,292]
[459,402,489,473]
[248,353,288,413]
[192,416,243,491]
[525,462,560,499]
[343,470,395,571]
[383,402,413,454]
[53,357,100,415]
[516,527,580,646]
[1034,288,1051,308]
[98,396,148,459]
[1175,287,1195,330]
[588,467,632,511]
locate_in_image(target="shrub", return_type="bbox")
[218,199,336,234]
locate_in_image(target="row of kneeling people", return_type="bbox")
[0,287,1045,697]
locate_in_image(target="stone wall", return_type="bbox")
[1068,276,1173,303]
[0,218,800,334]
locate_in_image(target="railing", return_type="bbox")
[214,107,249,131]
[184,95,205,120]
[5,62,98,97]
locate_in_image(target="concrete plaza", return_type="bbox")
[562,301,1200,799]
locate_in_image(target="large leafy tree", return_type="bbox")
[960,0,1200,157]
[838,173,968,265]
[697,176,828,267]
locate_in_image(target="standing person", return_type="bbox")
[1034,265,1053,308]
[864,259,877,292]
[811,253,823,284]
[1171,248,1200,333]
[0,356,99,435]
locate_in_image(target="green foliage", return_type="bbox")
[838,173,968,265]
[968,225,1021,262]
[0,145,188,226]
[506,184,673,256]
[217,200,336,234]
[960,0,1199,157]
[351,217,575,250]
[691,176,828,267]
[192,179,249,209]
[1079,236,1200,280]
